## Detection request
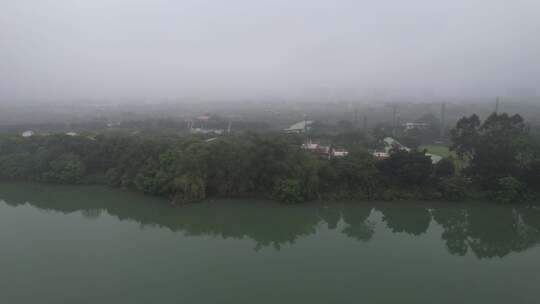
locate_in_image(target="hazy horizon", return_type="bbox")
[1,0,539,104]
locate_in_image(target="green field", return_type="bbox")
[418,144,455,158]
[419,144,468,170]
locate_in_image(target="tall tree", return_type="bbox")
[451,113,529,188]
[450,114,480,160]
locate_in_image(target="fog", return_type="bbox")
[1,0,539,104]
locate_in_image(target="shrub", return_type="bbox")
[42,154,86,183]
[171,174,206,205]
[494,176,523,204]
[273,178,304,204]
[434,158,455,180]
[378,150,433,186]
[438,176,470,201]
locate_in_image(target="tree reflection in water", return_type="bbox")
[341,204,375,242]
[1,182,540,258]
[81,208,103,220]
[377,203,432,236]
[432,204,540,258]
[317,205,341,230]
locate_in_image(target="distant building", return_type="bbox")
[302,142,319,150]
[373,137,441,163]
[285,120,314,134]
[302,139,348,159]
[22,130,35,138]
[372,151,390,160]
[426,153,442,164]
[331,148,349,158]
[383,137,410,152]
[190,128,224,135]
[107,122,121,128]
[302,141,329,156]
[66,132,78,136]
[403,122,429,131]
[196,113,211,122]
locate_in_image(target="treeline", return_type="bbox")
[450,113,540,202]
[0,113,539,203]
[0,116,271,136]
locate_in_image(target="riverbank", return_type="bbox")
[1,112,539,204]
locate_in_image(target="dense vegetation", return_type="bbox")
[0,113,538,204]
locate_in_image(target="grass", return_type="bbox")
[418,144,456,158]
[418,144,467,170]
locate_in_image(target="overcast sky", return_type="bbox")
[1,0,539,103]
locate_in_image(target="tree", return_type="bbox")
[450,113,530,189]
[516,139,540,191]
[437,176,470,200]
[450,114,480,160]
[378,150,433,186]
[336,151,379,198]
[494,176,523,204]
[0,152,36,179]
[433,157,455,180]
[398,132,420,149]
[400,113,442,145]
[273,178,304,204]
[171,174,206,205]
[43,153,86,183]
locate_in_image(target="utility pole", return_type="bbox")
[354,108,359,128]
[440,102,446,142]
[392,104,398,137]
[363,115,367,132]
[495,96,500,114]
[303,114,310,145]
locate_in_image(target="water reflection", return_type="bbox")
[1,183,539,258]
[317,206,341,230]
[377,204,431,236]
[341,204,374,241]
[433,205,540,258]
[81,208,103,220]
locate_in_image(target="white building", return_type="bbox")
[190,128,224,135]
[426,153,442,164]
[374,137,442,164]
[373,151,390,160]
[403,122,429,131]
[383,137,410,152]
[22,130,35,138]
[285,120,314,134]
[331,148,349,157]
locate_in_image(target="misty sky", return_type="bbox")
[1,0,539,103]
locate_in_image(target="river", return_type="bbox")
[1,182,539,303]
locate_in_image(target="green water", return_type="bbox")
[1,182,539,304]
